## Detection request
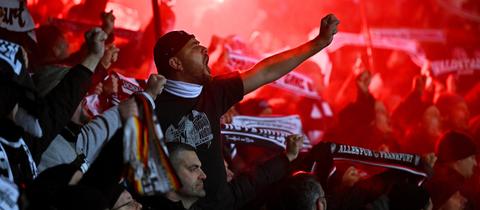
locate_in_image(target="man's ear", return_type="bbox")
[169,57,183,72]
[316,198,323,210]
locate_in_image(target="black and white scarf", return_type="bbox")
[315,142,428,178]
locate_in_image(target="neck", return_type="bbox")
[165,192,198,209]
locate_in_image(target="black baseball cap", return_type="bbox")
[153,30,195,75]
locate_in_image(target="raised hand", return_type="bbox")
[285,134,305,162]
[316,14,340,46]
[101,10,116,34]
[356,70,372,94]
[412,75,427,94]
[84,27,108,59]
[100,43,120,69]
[145,74,167,99]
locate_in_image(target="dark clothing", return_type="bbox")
[391,90,430,136]
[154,72,244,210]
[0,119,37,188]
[140,195,189,210]
[0,63,95,190]
[0,64,93,163]
[25,64,93,162]
[33,64,92,138]
[401,128,437,155]
[225,154,290,209]
[328,170,426,210]
[425,166,476,210]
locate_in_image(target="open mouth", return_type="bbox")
[204,55,209,65]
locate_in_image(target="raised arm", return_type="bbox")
[240,14,339,94]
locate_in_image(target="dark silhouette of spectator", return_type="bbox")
[266,172,326,210]
[426,131,478,210]
[435,93,470,132]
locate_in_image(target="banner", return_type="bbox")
[369,28,446,43]
[326,32,427,67]
[435,0,480,22]
[0,0,35,33]
[221,115,312,150]
[430,57,480,77]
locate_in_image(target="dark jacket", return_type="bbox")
[425,166,476,210]
[0,64,92,189]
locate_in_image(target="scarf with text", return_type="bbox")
[221,115,312,151]
[313,142,428,178]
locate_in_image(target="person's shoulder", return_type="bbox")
[211,71,241,82]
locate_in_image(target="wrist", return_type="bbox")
[81,54,102,72]
[312,36,331,49]
[285,152,297,162]
[146,90,156,100]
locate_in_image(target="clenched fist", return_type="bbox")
[145,74,167,99]
[316,14,340,46]
[84,27,108,59]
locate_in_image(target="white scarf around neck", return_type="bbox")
[164,79,203,98]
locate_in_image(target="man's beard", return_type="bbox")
[199,74,212,85]
[179,184,206,198]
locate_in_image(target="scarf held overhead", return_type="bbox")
[221,115,312,150]
[319,142,428,178]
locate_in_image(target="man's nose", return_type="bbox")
[199,169,207,180]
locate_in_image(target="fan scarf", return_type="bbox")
[123,93,181,195]
[316,142,428,178]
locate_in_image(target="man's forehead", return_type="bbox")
[186,37,200,45]
[178,150,201,165]
[177,37,199,54]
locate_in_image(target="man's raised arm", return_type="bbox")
[240,14,339,94]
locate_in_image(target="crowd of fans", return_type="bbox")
[1,1,479,210]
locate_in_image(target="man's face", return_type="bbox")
[448,102,470,130]
[176,38,212,84]
[454,155,477,178]
[174,150,207,198]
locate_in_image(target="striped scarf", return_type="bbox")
[123,93,181,195]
